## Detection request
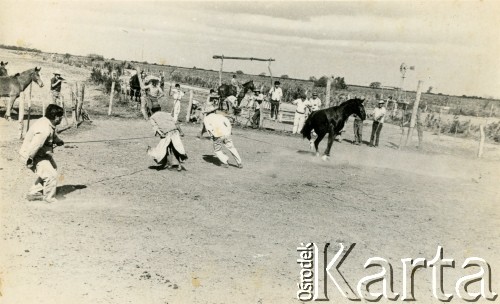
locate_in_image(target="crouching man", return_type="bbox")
[19,104,64,203]
[201,105,243,169]
[147,105,188,171]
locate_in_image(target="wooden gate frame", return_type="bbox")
[212,55,275,86]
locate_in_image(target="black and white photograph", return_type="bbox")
[0,1,499,303]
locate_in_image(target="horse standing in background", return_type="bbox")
[301,98,366,160]
[217,80,255,111]
[0,67,44,120]
[0,61,8,76]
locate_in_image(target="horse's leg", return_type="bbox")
[5,95,15,120]
[322,126,337,161]
[314,131,326,157]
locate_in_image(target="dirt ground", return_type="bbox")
[1,49,499,303]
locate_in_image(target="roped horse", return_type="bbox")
[0,61,8,76]
[301,98,366,160]
[217,80,255,111]
[0,67,44,120]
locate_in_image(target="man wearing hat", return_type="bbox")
[248,88,264,128]
[147,105,187,171]
[201,105,243,168]
[369,100,387,147]
[267,81,283,121]
[50,71,63,104]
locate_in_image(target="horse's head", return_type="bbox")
[349,98,366,120]
[0,61,7,76]
[32,67,44,87]
[242,80,255,91]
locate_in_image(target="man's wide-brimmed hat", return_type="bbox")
[204,105,217,113]
[312,92,318,96]
[54,71,61,75]
[378,100,385,104]
[253,88,260,92]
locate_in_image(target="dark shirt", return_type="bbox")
[51,77,62,92]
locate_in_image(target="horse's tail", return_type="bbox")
[301,115,314,139]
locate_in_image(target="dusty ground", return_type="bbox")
[1,49,499,303]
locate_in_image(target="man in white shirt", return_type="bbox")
[19,104,65,203]
[369,100,387,147]
[292,95,311,134]
[202,105,243,168]
[170,83,184,122]
[267,81,283,121]
[309,92,322,112]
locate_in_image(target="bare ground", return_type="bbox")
[0,49,499,303]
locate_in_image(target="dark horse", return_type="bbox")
[217,80,255,111]
[0,61,8,76]
[301,98,366,160]
[0,67,44,120]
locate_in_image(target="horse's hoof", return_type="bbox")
[316,152,320,157]
[321,155,330,161]
[309,142,314,151]
[5,116,12,122]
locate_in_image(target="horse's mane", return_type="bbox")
[242,80,253,86]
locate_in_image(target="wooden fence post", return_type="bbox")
[108,81,115,116]
[78,84,85,123]
[185,90,193,122]
[405,80,423,146]
[325,77,332,107]
[18,92,25,139]
[219,57,223,86]
[72,88,77,127]
[27,83,32,132]
[477,124,485,158]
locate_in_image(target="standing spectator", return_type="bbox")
[143,79,164,117]
[147,105,187,171]
[170,83,184,122]
[268,81,283,121]
[369,100,387,147]
[50,71,63,104]
[309,92,322,112]
[292,95,310,134]
[19,104,65,203]
[230,74,239,94]
[352,114,363,145]
[201,105,243,168]
[248,88,263,129]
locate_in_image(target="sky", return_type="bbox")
[1,0,499,98]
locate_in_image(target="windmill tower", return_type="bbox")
[398,63,415,103]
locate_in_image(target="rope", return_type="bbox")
[65,135,155,144]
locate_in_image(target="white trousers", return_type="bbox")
[172,101,181,122]
[293,113,305,134]
[213,136,242,165]
[29,158,58,200]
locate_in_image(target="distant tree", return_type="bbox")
[369,82,381,89]
[427,86,433,94]
[309,76,317,82]
[281,74,289,78]
[236,70,244,75]
[334,77,348,90]
[259,72,266,76]
[314,76,329,87]
[64,53,71,59]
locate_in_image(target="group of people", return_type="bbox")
[20,96,244,203]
